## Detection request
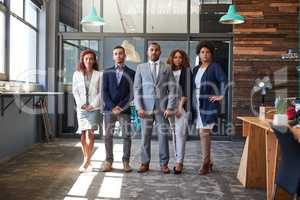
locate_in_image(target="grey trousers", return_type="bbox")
[103,112,131,163]
[140,112,170,166]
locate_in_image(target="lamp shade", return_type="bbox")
[81,6,105,26]
[219,5,245,25]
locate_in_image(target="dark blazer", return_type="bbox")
[191,62,227,126]
[176,67,193,112]
[102,65,135,114]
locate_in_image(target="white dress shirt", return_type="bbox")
[115,64,124,84]
[149,60,160,78]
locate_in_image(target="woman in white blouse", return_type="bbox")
[73,49,102,173]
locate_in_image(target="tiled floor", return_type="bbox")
[0,138,265,200]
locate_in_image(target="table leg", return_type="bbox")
[266,130,279,200]
[237,124,266,189]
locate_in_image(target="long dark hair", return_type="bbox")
[166,49,190,70]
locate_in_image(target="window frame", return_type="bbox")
[0,0,39,82]
[58,0,232,34]
[0,2,7,80]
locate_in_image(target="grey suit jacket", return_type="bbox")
[134,61,176,112]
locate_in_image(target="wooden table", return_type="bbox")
[237,117,293,200]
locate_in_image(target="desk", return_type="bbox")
[0,91,63,116]
[237,117,292,200]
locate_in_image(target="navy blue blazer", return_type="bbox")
[178,67,193,112]
[102,65,135,114]
[191,62,227,125]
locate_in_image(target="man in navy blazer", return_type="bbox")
[102,46,135,173]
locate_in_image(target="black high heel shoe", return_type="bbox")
[173,163,183,174]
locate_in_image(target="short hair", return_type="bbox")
[195,41,215,55]
[148,42,161,50]
[76,49,99,71]
[166,49,190,70]
[113,45,125,53]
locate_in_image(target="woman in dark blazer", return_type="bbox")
[167,49,192,174]
[192,41,227,175]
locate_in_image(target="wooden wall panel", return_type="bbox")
[232,0,299,136]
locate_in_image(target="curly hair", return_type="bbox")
[76,49,99,72]
[195,41,215,56]
[166,49,190,70]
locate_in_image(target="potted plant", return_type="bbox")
[273,97,288,126]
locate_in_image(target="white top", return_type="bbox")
[173,69,181,83]
[84,73,92,104]
[195,67,207,90]
[149,60,160,78]
[194,67,214,129]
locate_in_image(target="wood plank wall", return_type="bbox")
[232,0,299,135]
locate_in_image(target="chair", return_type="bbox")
[271,125,300,200]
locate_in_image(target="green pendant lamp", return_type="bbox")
[219,5,245,25]
[81,0,105,26]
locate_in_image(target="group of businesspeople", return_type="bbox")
[72,41,227,175]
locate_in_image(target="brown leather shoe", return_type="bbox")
[101,161,113,172]
[137,164,149,173]
[161,164,170,174]
[123,161,132,173]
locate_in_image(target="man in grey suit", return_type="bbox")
[134,42,176,174]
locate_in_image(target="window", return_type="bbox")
[63,40,101,84]
[147,0,187,33]
[0,10,5,75]
[9,16,37,82]
[148,41,188,63]
[8,0,39,82]
[197,0,232,4]
[103,37,144,70]
[10,0,24,17]
[63,40,80,84]
[191,2,232,33]
[81,0,101,32]
[203,0,218,3]
[103,0,143,33]
[25,0,38,28]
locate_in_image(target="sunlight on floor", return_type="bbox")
[64,197,88,200]
[64,142,126,199]
[97,172,124,199]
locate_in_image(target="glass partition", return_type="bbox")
[0,10,5,75]
[63,40,101,85]
[103,37,145,70]
[103,0,143,33]
[146,0,187,33]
